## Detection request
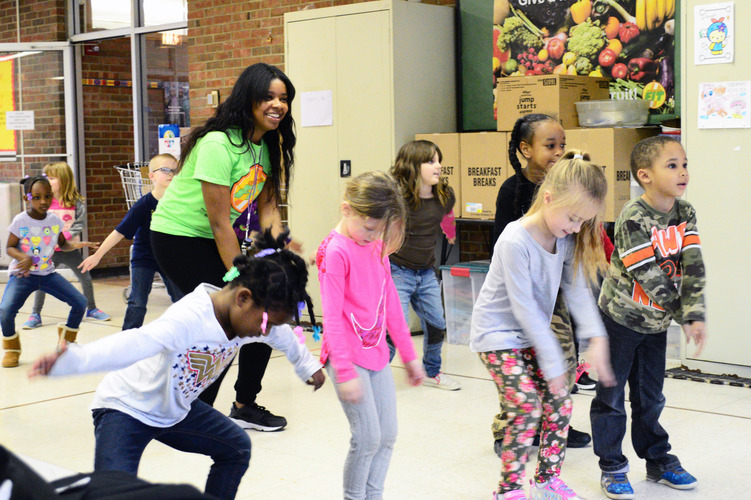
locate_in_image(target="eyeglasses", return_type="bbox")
[152,167,176,175]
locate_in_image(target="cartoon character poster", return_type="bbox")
[694,2,734,65]
[697,81,750,129]
[493,0,677,120]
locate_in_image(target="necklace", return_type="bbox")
[240,142,260,255]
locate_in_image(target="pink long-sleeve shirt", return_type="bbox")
[316,231,417,383]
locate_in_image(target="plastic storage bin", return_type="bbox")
[575,99,650,127]
[440,260,490,345]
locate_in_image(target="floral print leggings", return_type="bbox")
[480,349,573,493]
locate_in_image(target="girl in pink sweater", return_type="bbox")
[316,171,425,499]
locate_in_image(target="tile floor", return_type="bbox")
[1,276,749,499]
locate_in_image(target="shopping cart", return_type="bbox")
[115,162,162,302]
[115,162,152,209]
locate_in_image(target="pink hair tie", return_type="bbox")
[260,312,268,334]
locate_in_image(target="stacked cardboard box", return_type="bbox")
[565,127,659,221]
[459,132,511,219]
[496,75,610,131]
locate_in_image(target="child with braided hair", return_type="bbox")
[491,114,595,451]
[29,229,325,500]
[1,175,98,367]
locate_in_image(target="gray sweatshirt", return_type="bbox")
[470,220,605,380]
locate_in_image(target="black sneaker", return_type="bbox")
[567,427,592,448]
[229,403,287,431]
[576,372,597,390]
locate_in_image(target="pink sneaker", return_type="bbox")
[529,477,583,500]
[493,490,527,500]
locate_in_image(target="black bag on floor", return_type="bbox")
[49,471,215,499]
[1,445,215,499]
[0,445,58,499]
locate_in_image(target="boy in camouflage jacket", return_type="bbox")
[591,136,707,500]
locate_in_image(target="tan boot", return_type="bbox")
[2,332,21,368]
[57,323,79,346]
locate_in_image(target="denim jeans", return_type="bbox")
[122,265,182,331]
[325,362,397,500]
[590,312,678,473]
[1,273,87,337]
[388,264,446,377]
[33,250,97,313]
[92,399,251,500]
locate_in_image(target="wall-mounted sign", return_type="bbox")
[5,111,34,130]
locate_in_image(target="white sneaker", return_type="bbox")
[423,372,461,391]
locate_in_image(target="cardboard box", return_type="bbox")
[564,127,659,221]
[459,132,510,219]
[415,133,461,217]
[496,75,610,131]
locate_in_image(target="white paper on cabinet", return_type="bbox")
[300,90,333,127]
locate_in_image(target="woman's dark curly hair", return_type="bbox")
[177,63,296,206]
[225,228,315,326]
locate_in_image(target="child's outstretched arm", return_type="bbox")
[79,229,126,272]
[28,343,68,377]
[57,232,99,253]
[256,324,325,390]
[28,313,190,378]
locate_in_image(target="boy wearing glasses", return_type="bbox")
[80,154,182,329]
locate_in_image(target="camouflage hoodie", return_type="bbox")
[599,197,706,334]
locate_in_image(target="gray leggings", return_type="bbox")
[326,363,398,500]
[33,250,96,313]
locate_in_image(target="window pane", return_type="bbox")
[143,29,189,159]
[82,0,133,32]
[0,4,67,43]
[144,0,187,26]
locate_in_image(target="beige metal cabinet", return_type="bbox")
[682,0,751,375]
[285,1,456,319]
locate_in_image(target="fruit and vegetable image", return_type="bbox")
[493,0,675,120]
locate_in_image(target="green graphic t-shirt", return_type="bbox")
[151,129,271,239]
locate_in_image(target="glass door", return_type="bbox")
[0,45,76,179]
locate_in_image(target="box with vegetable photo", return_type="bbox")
[492,0,676,125]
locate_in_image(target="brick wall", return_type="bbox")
[0,0,66,43]
[186,0,455,124]
[2,0,469,269]
[78,37,135,268]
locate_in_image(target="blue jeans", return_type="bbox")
[122,265,182,331]
[33,250,97,313]
[92,399,251,500]
[590,312,678,473]
[388,264,446,378]
[1,273,87,337]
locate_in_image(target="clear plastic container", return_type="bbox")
[576,99,650,127]
[440,261,490,345]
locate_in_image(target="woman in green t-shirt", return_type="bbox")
[151,63,297,431]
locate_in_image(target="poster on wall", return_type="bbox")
[0,59,17,156]
[493,0,677,122]
[163,81,190,128]
[697,81,749,129]
[694,2,733,65]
